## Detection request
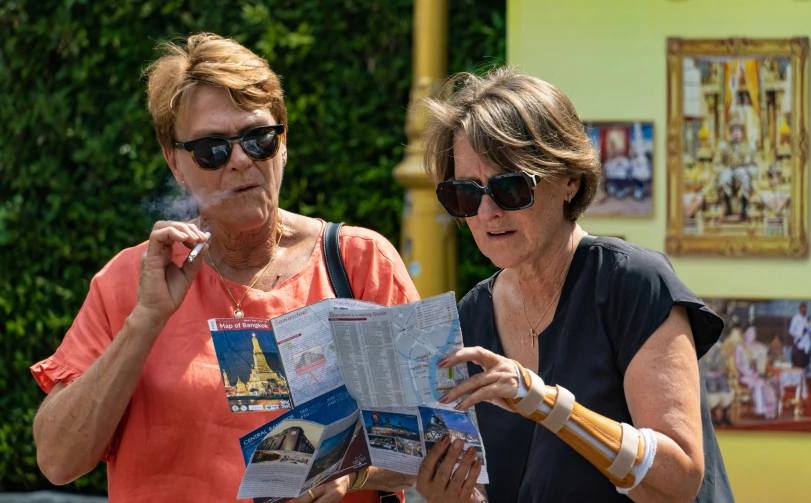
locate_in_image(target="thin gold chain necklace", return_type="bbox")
[521,232,575,347]
[208,213,284,319]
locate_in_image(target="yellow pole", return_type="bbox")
[393,0,456,299]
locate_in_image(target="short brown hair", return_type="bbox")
[423,66,600,221]
[144,32,288,150]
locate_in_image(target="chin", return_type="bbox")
[471,234,524,270]
[481,247,528,270]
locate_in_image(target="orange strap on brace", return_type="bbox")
[506,360,647,489]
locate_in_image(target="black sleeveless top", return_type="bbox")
[460,236,735,503]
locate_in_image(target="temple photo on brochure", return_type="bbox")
[212,328,291,411]
[363,410,424,458]
[251,420,322,465]
[301,422,360,493]
[419,408,484,463]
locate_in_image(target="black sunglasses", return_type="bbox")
[436,171,540,218]
[173,124,285,170]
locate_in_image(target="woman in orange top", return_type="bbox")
[30,32,418,503]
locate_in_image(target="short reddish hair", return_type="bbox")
[144,32,288,149]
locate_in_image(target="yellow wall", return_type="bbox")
[507,1,811,501]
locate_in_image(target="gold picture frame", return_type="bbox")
[666,37,810,257]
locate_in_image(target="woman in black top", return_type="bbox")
[413,67,734,503]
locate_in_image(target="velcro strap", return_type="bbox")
[515,370,545,416]
[607,422,639,480]
[540,385,574,433]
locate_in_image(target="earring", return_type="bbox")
[567,193,573,203]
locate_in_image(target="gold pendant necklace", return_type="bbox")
[523,283,564,347]
[208,213,284,318]
[521,232,575,348]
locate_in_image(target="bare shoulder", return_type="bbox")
[280,211,323,246]
[280,213,402,268]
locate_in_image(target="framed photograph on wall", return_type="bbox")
[583,121,654,217]
[700,297,811,432]
[665,37,809,257]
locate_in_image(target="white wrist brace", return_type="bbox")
[509,360,657,492]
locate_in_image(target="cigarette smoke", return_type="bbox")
[141,176,234,226]
[141,176,200,224]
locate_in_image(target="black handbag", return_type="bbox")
[322,222,402,503]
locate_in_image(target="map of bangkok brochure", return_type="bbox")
[208,292,469,412]
[237,388,489,501]
[208,298,379,413]
[208,292,490,499]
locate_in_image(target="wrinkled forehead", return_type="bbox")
[174,85,274,140]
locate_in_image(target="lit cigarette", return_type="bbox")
[187,232,211,263]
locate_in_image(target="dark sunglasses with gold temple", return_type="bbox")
[173,124,285,170]
[436,171,541,218]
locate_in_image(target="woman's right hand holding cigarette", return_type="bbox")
[135,220,209,325]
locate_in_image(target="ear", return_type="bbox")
[163,146,186,186]
[566,176,582,201]
[280,132,288,167]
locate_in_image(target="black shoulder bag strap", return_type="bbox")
[323,222,354,299]
[322,222,400,502]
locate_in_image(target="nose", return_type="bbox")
[475,193,504,220]
[226,141,253,172]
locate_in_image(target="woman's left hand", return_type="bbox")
[416,436,482,503]
[291,474,352,503]
[437,347,521,411]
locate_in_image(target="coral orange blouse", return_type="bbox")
[31,221,419,502]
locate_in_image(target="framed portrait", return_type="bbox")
[700,297,810,432]
[583,121,654,217]
[665,37,810,257]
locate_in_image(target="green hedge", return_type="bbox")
[0,0,504,492]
